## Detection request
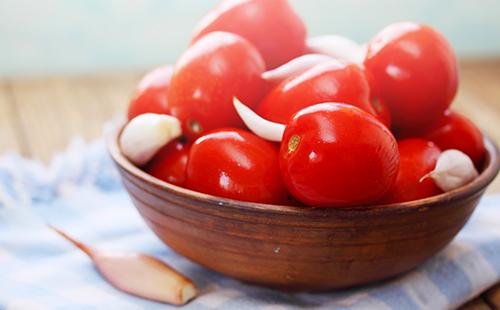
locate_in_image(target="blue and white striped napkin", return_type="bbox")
[1,138,499,310]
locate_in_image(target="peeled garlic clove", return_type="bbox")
[120,113,181,166]
[306,35,365,65]
[233,97,285,142]
[94,253,197,305]
[427,149,479,192]
[261,54,333,84]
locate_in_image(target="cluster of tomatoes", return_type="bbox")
[125,0,485,208]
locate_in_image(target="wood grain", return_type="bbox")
[0,80,28,156]
[6,73,141,160]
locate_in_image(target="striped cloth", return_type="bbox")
[1,138,499,310]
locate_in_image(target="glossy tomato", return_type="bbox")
[257,60,375,124]
[127,65,173,120]
[169,32,266,141]
[186,128,288,204]
[370,97,392,129]
[420,110,485,166]
[364,22,458,132]
[192,0,306,69]
[145,139,190,186]
[383,139,442,203]
[280,103,399,207]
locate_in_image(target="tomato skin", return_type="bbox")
[420,110,485,166]
[280,103,399,207]
[192,0,306,69]
[366,69,392,129]
[186,128,288,204]
[127,66,173,120]
[371,97,392,129]
[257,60,375,124]
[169,32,266,141]
[364,22,458,132]
[383,139,442,204]
[144,140,190,186]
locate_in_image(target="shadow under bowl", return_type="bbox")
[108,130,499,290]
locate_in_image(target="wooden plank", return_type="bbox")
[459,297,493,310]
[3,59,500,185]
[8,73,142,161]
[456,61,500,142]
[484,283,500,310]
[0,79,29,156]
[455,61,500,193]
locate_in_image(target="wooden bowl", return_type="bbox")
[108,130,500,290]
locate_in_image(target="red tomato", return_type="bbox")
[257,60,375,124]
[127,65,173,120]
[366,69,392,128]
[371,97,392,129]
[383,139,442,203]
[420,110,485,166]
[364,22,458,132]
[144,139,190,186]
[280,103,399,207]
[192,0,307,69]
[169,32,266,141]
[186,128,288,204]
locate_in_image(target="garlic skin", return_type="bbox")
[94,252,196,305]
[261,54,333,84]
[49,225,197,305]
[306,35,366,65]
[427,149,479,192]
[120,113,181,166]
[233,97,285,142]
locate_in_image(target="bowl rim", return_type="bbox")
[108,124,500,215]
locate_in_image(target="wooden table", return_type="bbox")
[1,60,499,309]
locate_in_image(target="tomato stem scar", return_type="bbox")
[288,135,301,153]
[189,120,202,133]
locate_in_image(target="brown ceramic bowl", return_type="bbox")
[109,129,499,290]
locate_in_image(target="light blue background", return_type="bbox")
[1,0,499,76]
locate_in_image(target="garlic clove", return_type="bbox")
[233,97,285,142]
[119,113,181,166]
[261,54,333,84]
[93,252,197,305]
[50,225,197,305]
[306,35,366,65]
[426,149,479,192]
